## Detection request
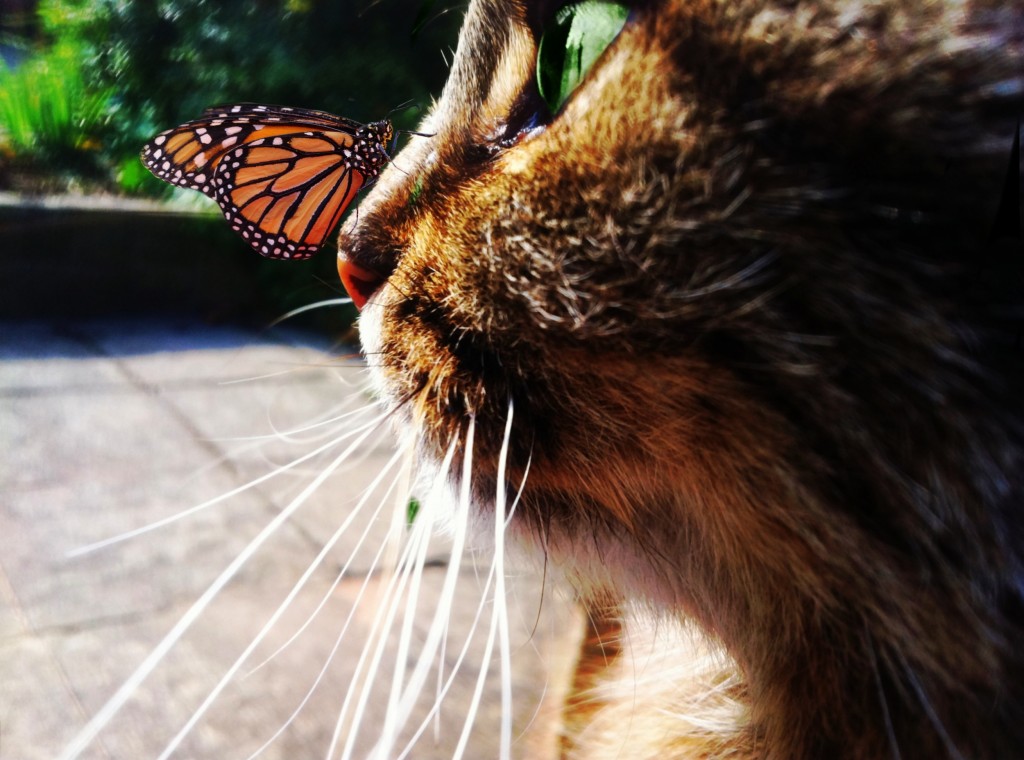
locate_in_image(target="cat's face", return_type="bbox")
[339,0,1024,755]
[342,0,751,586]
[340,0,1020,607]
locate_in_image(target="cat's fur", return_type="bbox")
[340,0,1024,757]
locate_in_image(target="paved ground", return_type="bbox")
[0,317,581,760]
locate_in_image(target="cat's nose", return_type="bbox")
[337,253,388,310]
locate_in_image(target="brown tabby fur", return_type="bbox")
[340,0,1024,757]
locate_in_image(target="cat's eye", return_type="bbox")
[537,1,629,113]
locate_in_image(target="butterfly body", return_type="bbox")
[141,104,393,260]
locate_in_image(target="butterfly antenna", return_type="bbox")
[387,99,420,118]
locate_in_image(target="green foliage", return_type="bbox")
[0,39,111,170]
[56,0,462,145]
[3,0,463,193]
[537,1,628,114]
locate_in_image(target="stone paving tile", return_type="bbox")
[0,318,580,760]
[0,321,126,391]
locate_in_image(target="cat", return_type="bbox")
[338,0,1024,758]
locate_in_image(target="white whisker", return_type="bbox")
[371,428,473,758]
[268,298,354,327]
[450,414,501,760]
[494,401,515,760]
[328,511,429,760]
[209,396,378,442]
[216,365,327,385]
[60,419,386,760]
[394,561,498,760]
[244,528,395,760]
[66,413,387,558]
[245,442,409,676]
[260,397,380,446]
[161,441,411,759]
[393,407,520,760]
[336,435,461,760]
[451,407,516,760]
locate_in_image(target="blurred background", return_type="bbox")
[0,2,580,758]
[1,0,464,331]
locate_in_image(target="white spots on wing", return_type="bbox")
[222,136,238,148]
[225,126,243,135]
[153,134,167,146]
[199,133,212,145]
[272,137,284,146]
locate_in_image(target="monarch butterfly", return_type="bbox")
[141,104,394,260]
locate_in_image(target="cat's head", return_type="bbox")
[340,0,1022,603]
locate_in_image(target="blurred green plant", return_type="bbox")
[0,40,111,173]
[52,0,459,153]
[2,0,463,194]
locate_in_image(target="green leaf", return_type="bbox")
[537,1,629,114]
[407,497,421,525]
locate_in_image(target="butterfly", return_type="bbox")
[141,103,394,260]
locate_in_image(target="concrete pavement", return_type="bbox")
[0,317,580,759]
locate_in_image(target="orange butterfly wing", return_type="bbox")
[141,104,393,260]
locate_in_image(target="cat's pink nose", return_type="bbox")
[338,254,386,310]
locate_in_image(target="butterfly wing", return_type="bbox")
[213,130,367,259]
[140,104,366,197]
[140,104,390,260]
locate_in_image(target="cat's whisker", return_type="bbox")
[66,413,388,558]
[259,402,385,457]
[448,405,519,760]
[371,428,486,757]
[393,562,499,760]
[244,534,395,760]
[216,365,335,385]
[864,626,903,760]
[199,393,376,448]
[897,650,966,760]
[328,535,422,760]
[380,420,487,759]
[221,399,378,445]
[495,401,515,759]
[450,412,514,760]
[267,297,354,328]
[60,420,384,760]
[335,433,462,759]
[391,407,528,757]
[159,441,412,760]
[245,440,411,677]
